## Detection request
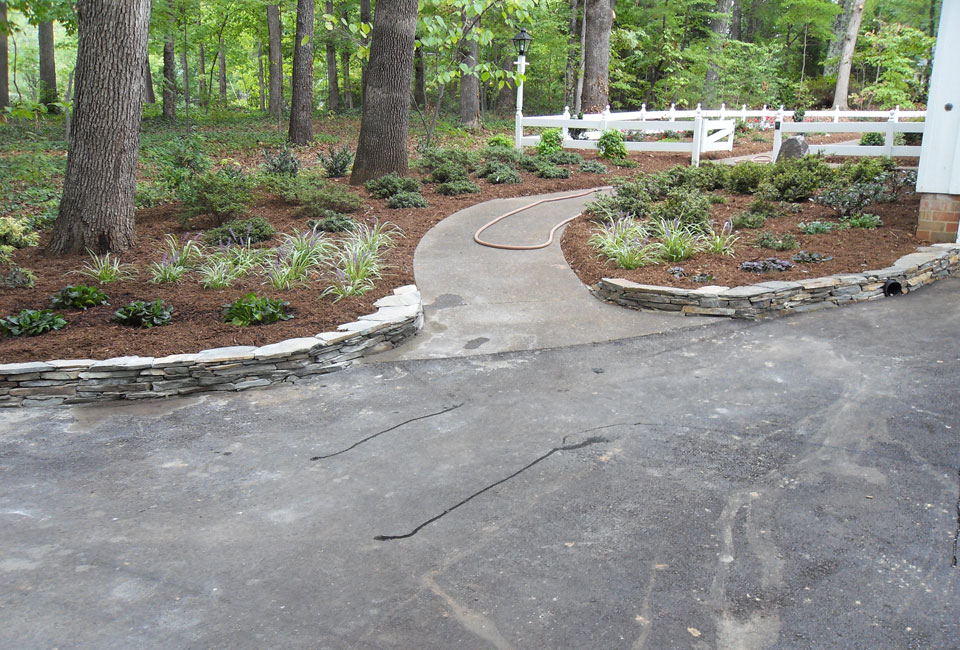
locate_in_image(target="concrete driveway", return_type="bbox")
[2,279,959,649]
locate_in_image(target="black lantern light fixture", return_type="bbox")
[512,28,533,56]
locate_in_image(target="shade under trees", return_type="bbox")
[47,0,151,255]
[288,0,314,144]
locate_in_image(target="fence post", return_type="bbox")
[885,109,896,156]
[601,105,610,136]
[720,103,726,120]
[741,104,747,121]
[515,107,523,151]
[772,118,783,160]
[669,103,676,122]
[691,115,703,167]
[561,106,571,142]
[762,105,768,128]
[640,103,646,122]
[833,106,840,123]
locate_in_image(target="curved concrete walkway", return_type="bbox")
[379,189,710,360]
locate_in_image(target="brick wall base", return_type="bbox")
[917,193,960,243]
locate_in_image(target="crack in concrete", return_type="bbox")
[310,403,464,461]
[374,435,609,541]
[953,467,960,568]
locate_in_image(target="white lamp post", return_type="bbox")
[512,28,533,150]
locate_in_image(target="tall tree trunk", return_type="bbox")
[38,21,58,110]
[180,29,190,114]
[144,56,155,104]
[350,0,417,185]
[218,41,227,104]
[341,42,352,109]
[47,0,151,255]
[359,0,371,104]
[1,4,11,111]
[325,0,339,111]
[825,0,853,76]
[581,0,614,112]
[413,43,426,109]
[288,0,314,144]
[574,0,587,113]
[565,0,580,108]
[730,0,741,41]
[258,40,265,111]
[832,0,865,110]
[704,0,734,105]
[162,34,176,118]
[495,53,514,114]
[459,15,480,129]
[267,4,282,116]
[198,42,207,108]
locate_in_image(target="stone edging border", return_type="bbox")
[0,285,423,408]
[596,244,960,319]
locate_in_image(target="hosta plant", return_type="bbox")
[222,293,293,326]
[112,300,174,328]
[50,285,110,310]
[0,309,67,337]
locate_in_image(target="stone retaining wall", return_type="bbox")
[596,244,960,319]
[0,285,423,408]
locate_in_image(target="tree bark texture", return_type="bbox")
[413,43,426,109]
[162,34,176,118]
[38,21,58,109]
[0,4,10,110]
[704,0,735,105]
[825,0,854,76]
[832,0,865,109]
[359,0,371,104]
[341,41,352,109]
[581,0,614,112]
[495,53,515,114]
[47,0,150,255]
[350,0,417,185]
[324,0,339,111]
[267,4,282,116]
[144,56,155,103]
[459,15,480,129]
[218,42,227,103]
[180,38,190,112]
[198,42,207,107]
[565,0,580,108]
[258,40,265,111]
[288,0,314,144]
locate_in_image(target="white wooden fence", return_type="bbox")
[516,106,734,166]
[517,103,926,165]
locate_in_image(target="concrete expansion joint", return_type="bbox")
[953,467,960,568]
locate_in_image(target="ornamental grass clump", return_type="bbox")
[588,218,664,270]
[75,251,138,284]
[655,219,703,262]
[701,220,739,257]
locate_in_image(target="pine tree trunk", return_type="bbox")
[47,0,150,255]
[832,0,865,110]
[218,41,227,103]
[258,40,265,111]
[581,0,614,112]
[350,0,416,185]
[325,0,339,111]
[162,34,176,118]
[459,15,480,129]
[565,0,580,108]
[1,4,11,111]
[38,21,58,110]
[144,56,155,104]
[413,44,426,109]
[288,0,314,144]
[267,4,282,116]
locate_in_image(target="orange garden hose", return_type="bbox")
[473,187,612,250]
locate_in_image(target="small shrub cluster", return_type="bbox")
[844,213,883,229]
[732,212,766,229]
[180,169,255,225]
[536,128,563,156]
[479,163,522,185]
[579,160,608,174]
[416,148,479,172]
[425,161,469,184]
[0,309,67,337]
[0,216,40,262]
[792,251,833,264]
[307,212,355,232]
[50,285,109,310]
[437,180,481,195]
[815,182,891,217]
[859,132,884,146]
[365,173,422,199]
[545,150,583,166]
[112,300,174,328]
[650,187,713,233]
[597,130,628,161]
[758,156,834,202]
[726,162,768,194]
[684,162,730,191]
[838,157,895,184]
[262,146,300,176]
[204,216,276,246]
[487,134,513,148]
[222,293,293,326]
[317,145,354,178]
[797,221,837,235]
[754,232,799,251]
[537,165,570,179]
[270,174,363,215]
[480,145,521,166]
[740,258,794,273]
[1,265,35,288]
[386,191,429,208]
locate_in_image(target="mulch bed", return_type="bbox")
[561,192,922,290]
[0,150,691,364]
[1,131,925,364]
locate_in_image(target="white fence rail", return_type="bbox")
[773,119,924,158]
[517,104,926,165]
